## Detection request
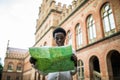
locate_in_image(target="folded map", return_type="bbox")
[29,45,74,75]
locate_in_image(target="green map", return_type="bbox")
[29,45,74,75]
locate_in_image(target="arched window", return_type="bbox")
[16,63,22,72]
[101,3,116,36]
[16,76,20,80]
[75,24,82,49]
[67,31,72,45]
[77,60,84,80]
[44,42,47,46]
[87,15,96,43]
[7,62,13,72]
[7,76,11,80]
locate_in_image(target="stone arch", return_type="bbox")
[89,55,101,80]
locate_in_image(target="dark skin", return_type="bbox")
[54,32,77,67]
[30,32,77,69]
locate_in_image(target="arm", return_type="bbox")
[29,57,48,76]
[70,67,77,75]
[70,54,77,75]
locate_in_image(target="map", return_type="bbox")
[29,45,74,75]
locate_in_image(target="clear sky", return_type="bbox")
[0,0,72,65]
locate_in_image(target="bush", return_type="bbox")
[0,64,3,80]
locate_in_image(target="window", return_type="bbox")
[67,31,72,45]
[7,76,11,80]
[87,15,96,43]
[16,63,22,72]
[44,42,47,46]
[76,24,82,49]
[16,76,20,80]
[7,62,13,72]
[101,3,116,36]
[77,60,84,80]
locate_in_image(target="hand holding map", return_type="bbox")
[29,45,74,75]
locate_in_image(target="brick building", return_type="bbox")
[2,47,28,80]
[2,0,120,80]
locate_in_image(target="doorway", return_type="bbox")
[89,56,101,80]
[107,50,120,80]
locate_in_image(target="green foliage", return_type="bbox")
[0,64,3,80]
[0,64,3,72]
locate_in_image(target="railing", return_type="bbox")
[93,70,101,80]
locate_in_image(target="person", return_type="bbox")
[30,27,77,80]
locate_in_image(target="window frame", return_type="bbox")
[67,30,72,45]
[7,62,13,72]
[77,60,84,80]
[75,23,83,49]
[87,15,96,43]
[16,63,22,72]
[101,3,116,37]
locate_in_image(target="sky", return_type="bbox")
[0,0,72,65]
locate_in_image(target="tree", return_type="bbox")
[0,64,3,80]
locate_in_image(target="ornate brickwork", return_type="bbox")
[6,47,28,59]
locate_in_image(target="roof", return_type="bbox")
[6,47,28,59]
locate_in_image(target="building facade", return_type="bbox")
[32,0,120,80]
[2,0,120,80]
[2,47,28,80]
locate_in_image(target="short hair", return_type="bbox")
[53,27,66,38]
